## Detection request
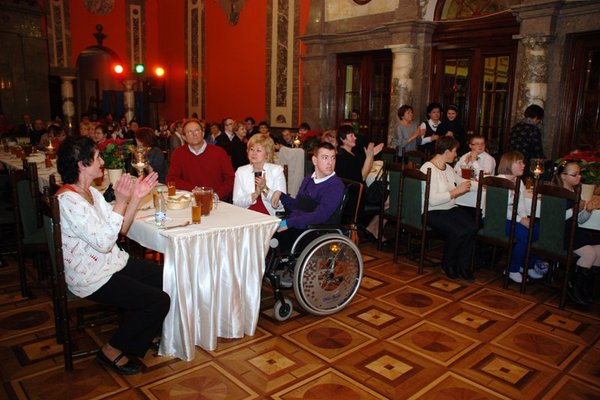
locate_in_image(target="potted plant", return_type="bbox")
[99,138,133,183]
[300,130,323,153]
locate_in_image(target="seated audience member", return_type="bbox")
[30,118,46,146]
[114,115,128,139]
[454,134,496,177]
[258,121,270,136]
[169,120,185,151]
[79,121,93,137]
[320,130,338,149]
[271,142,345,252]
[393,105,423,157]
[335,125,384,240]
[233,134,286,215]
[417,102,442,156]
[124,120,139,140]
[56,136,169,375]
[230,121,249,170]
[279,129,294,148]
[216,117,235,153]
[245,117,259,139]
[553,160,600,304]
[37,124,65,151]
[421,136,477,281]
[166,118,234,200]
[206,122,222,145]
[135,127,168,183]
[92,124,109,145]
[298,122,310,136]
[496,151,545,283]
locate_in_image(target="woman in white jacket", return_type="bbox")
[233,134,286,215]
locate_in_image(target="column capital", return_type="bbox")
[385,44,419,54]
[60,75,77,83]
[121,79,138,91]
[514,34,553,50]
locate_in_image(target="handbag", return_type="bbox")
[365,169,387,205]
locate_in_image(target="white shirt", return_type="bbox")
[496,174,527,221]
[454,151,496,177]
[420,161,471,212]
[59,188,128,298]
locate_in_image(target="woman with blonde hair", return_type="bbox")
[496,150,545,283]
[233,133,286,215]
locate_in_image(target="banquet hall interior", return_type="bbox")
[2,0,600,399]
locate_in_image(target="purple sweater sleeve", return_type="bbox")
[282,176,345,229]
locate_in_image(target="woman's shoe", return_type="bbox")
[442,265,459,280]
[458,269,475,282]
[96,350,142,375]
[509,272,523,283]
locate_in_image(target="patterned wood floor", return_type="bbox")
[1,242,600,400]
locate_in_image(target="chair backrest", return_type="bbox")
[339,178,364,227]
[49,174,61,195]
[476,171,520,242]
[381,162,403,218]
[530,182,581,256]
[399,167,431,230]
[283,164,289,193]
[402,149,427,169]
[10,167,39,239]
[380,147,397,164]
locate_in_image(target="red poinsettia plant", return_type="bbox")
[98,138,134,170]
[557,150,600,185]
[300,130,323,152]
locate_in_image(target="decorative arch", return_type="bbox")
[433,0,521,21]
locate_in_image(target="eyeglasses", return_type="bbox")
[562,172,581,177]
[185,128,202,135]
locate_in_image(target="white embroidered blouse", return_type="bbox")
[58,187,128,297]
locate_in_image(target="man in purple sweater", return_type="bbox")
[270,142,345,252]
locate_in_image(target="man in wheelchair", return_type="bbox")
[266,142,363,321]
[271,142,345,254]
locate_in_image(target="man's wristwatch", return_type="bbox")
[262,186,270,195]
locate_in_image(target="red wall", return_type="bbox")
[204,0,267,124]
[69,0,128,65]
[66,0,311,125]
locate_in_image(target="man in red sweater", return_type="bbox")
[166,119,234,200]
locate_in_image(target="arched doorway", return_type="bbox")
[430,1,520,156]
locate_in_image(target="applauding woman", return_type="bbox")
[56,136,170,375]
[233,134,286,215]
[421,136,477,281]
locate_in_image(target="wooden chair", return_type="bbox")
[472,170,521,287]
[377,162,402,256]
[340,178,364,244]
[10,163,47,297]
[396,167,432,273]
[39,188,107,370]
[380,147,397,165]
[523,181,581,308]
[401,149,427,169]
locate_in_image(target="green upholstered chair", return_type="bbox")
[10,162,47,297]
[401,149,427,170]
[523,181,581,308]
[380,147,397,165]
[472,171,521,287]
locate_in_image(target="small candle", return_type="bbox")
[47,142,54,151]
[135,161,146,169]
[293,137,301,147]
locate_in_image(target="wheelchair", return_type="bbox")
[264,182,364,321]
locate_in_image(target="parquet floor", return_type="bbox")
[1,241,600,400]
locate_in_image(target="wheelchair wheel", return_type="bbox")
[273,298,293,321]
[293,233,362,316]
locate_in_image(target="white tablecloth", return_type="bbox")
[456,188,600,231]
[127,201,280,360]
[0,151,62,191]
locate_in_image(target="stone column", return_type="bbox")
[122,79,137,123]
[515,34,552,115]
[60,75,76,130]
[386,45,418,145]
